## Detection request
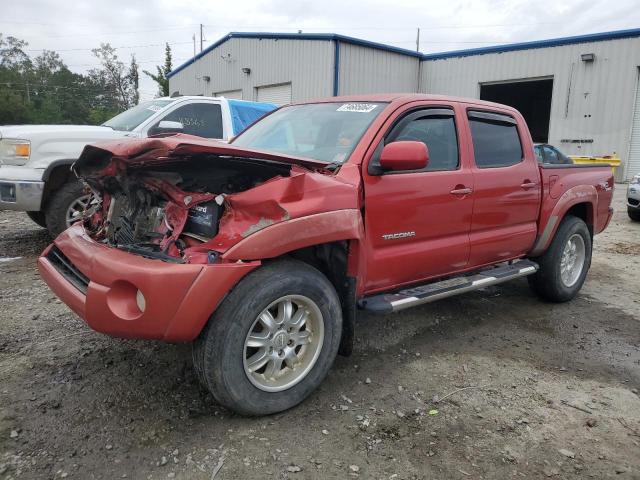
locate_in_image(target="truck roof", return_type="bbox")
[156,96,266,104]
[296,93,520,113]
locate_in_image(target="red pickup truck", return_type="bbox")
[38,94,614,415]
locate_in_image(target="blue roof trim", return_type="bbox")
[168,27,640,78]
[422,27,640,60]
[168,31,421,78]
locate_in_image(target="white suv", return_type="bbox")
[0,96,275,236]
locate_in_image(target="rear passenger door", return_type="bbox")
[363,105,474,292]
[466,109,540,267]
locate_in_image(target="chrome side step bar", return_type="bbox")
[359,260,539,314]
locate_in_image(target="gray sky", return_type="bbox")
[4,0,639,100]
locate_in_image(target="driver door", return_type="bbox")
[362,104,474,293]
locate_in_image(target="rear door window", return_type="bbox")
[468,111,523,168]
[159,103,223,138]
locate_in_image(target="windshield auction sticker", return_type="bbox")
[337,103,378,113]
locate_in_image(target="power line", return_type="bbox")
[25,41,193,53]
[201,22,564,31]
[65,57,189,68]
[11,25,197,39]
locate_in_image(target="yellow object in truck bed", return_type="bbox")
[569,155,620,175]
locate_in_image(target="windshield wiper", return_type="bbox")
[323,161,343,172]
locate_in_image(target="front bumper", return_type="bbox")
[627,184,640,210]
[0,166,45,211]
[38,225,260,342]
[0,180,44,211]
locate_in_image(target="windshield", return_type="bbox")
[103,99,174,132]
[232,102,386,164]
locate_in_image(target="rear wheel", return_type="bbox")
[628,207,640,222]
[528,215,592,302]
[44,181,92,237]
[26,211,47,228]
[193,259,342,415]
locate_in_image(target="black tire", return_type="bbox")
[44,180,88,237]
[26,211,47,229]
[628,207,640,222]
[528,215,592,303]
[193,259,343,416]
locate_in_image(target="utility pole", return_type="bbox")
[192,34,196,57]
[416,27,420,53]
[25,80,30,102]
[200,24,204,52]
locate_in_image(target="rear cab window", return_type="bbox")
[468,110,523,168]
[157,102,224,139]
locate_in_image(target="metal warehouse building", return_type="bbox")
[168,28,640,181]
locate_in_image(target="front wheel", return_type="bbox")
[193,259,343,415]
[528,215,592,302]
[44,181,93,237]
[628,207,640,222]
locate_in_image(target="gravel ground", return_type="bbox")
[1,186,639,480]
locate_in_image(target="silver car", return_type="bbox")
[628,173,640,221]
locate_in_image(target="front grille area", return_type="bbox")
[46,246,89,294]
[628,198,640,207]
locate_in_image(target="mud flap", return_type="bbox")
[338,276,356,356]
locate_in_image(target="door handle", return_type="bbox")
[520,181,538,190]
[450,187,473,196]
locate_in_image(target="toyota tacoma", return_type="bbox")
[38,94,614,415]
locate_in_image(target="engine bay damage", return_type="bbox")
[72,137,359,264]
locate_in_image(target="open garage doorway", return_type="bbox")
[480,78,553,143]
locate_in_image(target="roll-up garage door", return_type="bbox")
[256,83,292,105]
[628,68,640,179]
[214,89,243,100]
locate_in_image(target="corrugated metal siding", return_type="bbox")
[169,38,334,103]
[339,43,419,95]
[628,68,640,177]
[421,37,640,181]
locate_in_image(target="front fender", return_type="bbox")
[529,184,596,256]
[222,209,364,261]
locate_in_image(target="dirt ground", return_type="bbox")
[1,186,639,480]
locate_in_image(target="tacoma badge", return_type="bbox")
[382,231,416,240]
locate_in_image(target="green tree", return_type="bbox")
[128,55,140,105]
[0,34,142,125]
[0,34,33,123]
[143,42,172,97]
[89,43,138,110]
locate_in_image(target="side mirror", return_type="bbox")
[150,120,184,135]
[379,141,429,171]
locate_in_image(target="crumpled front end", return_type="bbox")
[73,136,358,264]
[37,136,360,341]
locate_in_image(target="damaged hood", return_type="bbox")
[75,134,332,174]
[75,133,360,264]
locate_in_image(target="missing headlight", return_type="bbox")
[183,200,223,241]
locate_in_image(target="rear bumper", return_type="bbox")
[38,225,259,342]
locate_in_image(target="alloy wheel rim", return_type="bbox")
[243,295,324,392]
[65,194,93,227]
[560,233,586,287]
